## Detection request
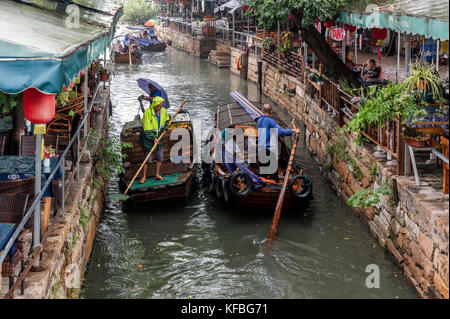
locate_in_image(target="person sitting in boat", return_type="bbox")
[124,32,138,53]
[257,104,299,182]
[139,96,171,183]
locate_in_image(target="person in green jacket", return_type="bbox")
[139,96,171,183]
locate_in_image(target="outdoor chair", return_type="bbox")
[20,134,59,156]
[0,193,31,293]
[441,135,449,194]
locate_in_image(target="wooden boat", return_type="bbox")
[203,91,312,211]
[113,52,141,64]
[119,110,197,203]
[141,41,166,52]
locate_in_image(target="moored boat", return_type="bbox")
[113,52,141,64]
[141,40,166,51]
[203,91,312,211]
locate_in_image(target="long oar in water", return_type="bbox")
[266,132,300,244]
[154,29,174,53]
[110,99,187,202]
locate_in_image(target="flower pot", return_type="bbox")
[406,137,427,148]
[43,157,50,167]
[100,72,108,82]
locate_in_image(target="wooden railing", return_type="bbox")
[262,47,304,79]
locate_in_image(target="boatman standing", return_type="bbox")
[139,96,171,183]
[257,103,299,182]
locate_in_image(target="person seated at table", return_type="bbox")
[346,51,356,68]
[361,59,381,80]
[346,51,361,77]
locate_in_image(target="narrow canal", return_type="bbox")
[82,49,419,299]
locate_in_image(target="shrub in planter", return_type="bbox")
[343,83,426,139]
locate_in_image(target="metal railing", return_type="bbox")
[0,75,104,270]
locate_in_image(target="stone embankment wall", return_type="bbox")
[15,87,111,299]
[258,61,449,299]
[156,27,215,58]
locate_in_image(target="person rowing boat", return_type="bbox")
[139,96,171,183]
[257,103,299,182]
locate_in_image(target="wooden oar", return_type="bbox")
[111,99,187,201]
[129,43,133,66]
[267,132,300,243]
[154,29,174,53]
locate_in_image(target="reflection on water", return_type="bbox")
[82,49,418,299]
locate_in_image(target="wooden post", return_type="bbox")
[277,21,281,66]
[42,197,51,237]
[12,93,24,155]
[232,10,235,47]
[396,116,404,176]
[396,31,401,83]
[318,64,323,108]
[336,85,343,127]
[436,39,440,72]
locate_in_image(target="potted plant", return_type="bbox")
[43,145,57,167]
[401,61,444,104]
[403,126,428,148]
[280,46,287,58]
[276,65,283,75]
[98,64,110,82]
[350,96,363,113]
[262,37,274,50]
[344,83,426,142]
[56,89,70,107]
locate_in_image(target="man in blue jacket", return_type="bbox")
[257,104,299,181]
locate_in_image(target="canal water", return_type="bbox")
[82,49,419,299]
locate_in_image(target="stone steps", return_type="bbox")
[208,50,231,68]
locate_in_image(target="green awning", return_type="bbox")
[0,0,123,94]
[338,0,449,40]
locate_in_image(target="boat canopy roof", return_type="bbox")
[0,0,123,94]
[217,102,257,130]
[126,26,151,31]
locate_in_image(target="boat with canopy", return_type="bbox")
[203,91,313,211]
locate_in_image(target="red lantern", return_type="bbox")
[344,24,356,33]
[324,21,334,28]
[23,88,55,134]
[372,28,387,40]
